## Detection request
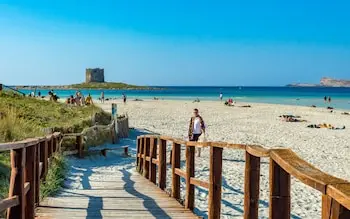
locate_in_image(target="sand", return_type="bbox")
[95,99,350,219]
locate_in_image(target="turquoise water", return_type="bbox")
[18,86,350,109]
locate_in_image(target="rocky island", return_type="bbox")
[287,77,350,87]
[14,68,159,90]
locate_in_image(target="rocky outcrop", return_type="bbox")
[287,77,350,87]
[320,77,350,87]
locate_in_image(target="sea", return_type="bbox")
[18,86,350,110]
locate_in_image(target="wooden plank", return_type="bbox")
[25,145,36,219]
[326,184,350,210]
[149,138,157,184]
[269,158,291,219]
[35,143,41,205]
[190,177,209,189]
[270,149,348,194]
[186,141,210,147]
[208,146,223,219]
[246,145,270,157]
[143,138,150,179]
[158,139,167,190]
[244,151,261,219]
[322,194,350,219]
[172,142,181,199]
[0,142,26,152]
[8,148,26,219]
[0,196,19,212]
[185,146,195,210]
[63,133,82,137]
[174,168,186,178]
[136,138,140,169]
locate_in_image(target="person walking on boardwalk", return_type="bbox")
[188,108,206,156]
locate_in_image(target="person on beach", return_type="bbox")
[85,94,93,105]
[122,93,127,103]
[188,108,206,142]
[328,96,331,103]
[324,96,327,102]
[100,91,105,103]
[219,92,223,101]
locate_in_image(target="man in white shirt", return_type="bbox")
[188,109,205,141]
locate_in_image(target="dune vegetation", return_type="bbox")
[0,91,110,201]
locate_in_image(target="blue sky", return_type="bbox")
[0,1,350,86]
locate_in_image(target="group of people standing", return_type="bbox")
[66,91,93,106]
[324,96,332,103]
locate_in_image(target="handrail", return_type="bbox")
[136,135,350,219]
[0,132,63,219]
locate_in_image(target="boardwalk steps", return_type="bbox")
[36,168,199,219]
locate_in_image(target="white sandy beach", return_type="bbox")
[95,99,350,219]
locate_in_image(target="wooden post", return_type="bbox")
[138,137,144,173]
[35,143,40,205]
[7,148,26,219]
[149,138,157,184]
[0,83,3,91]
[269,159,291,219]
[76,135,83,158]
[52,137,57,153]
[322,195,350,219]
[25,145,36,219]
[172,142,181,199]
[124,146,128,156]
[143,138,150,179]
[244,151,261,219]
[185,145,195,210]
[208,146,223,219]
[136,138,140,168]
[48,138,53,159]
[158,139,167,190]
[40,140,48,180]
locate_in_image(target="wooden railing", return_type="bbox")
[61,120,118,158]
[136,135,350,219]
[0,132,62,219]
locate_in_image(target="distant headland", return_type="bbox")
[287,77,350,87]
[14,68,158,90]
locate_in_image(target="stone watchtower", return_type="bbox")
[86,68,105,83]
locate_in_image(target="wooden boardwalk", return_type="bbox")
[36,157,198,219]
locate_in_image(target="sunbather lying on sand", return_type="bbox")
[282,116,307,122]
[341,112,350,115]
[307,124,346,130]
[279,115,301,118]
